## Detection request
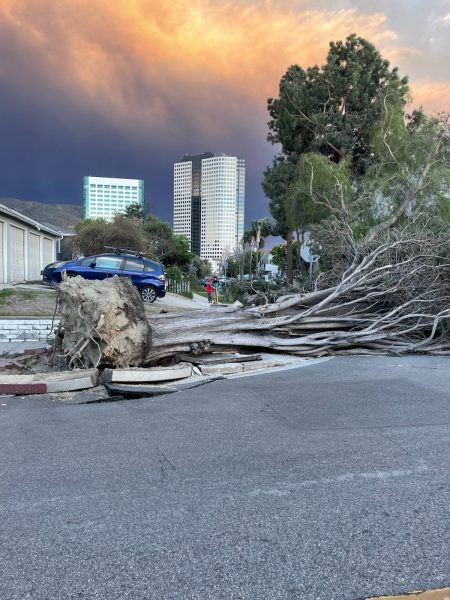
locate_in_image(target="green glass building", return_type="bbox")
[83,176,144,221]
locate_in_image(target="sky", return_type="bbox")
[0,0,449,226]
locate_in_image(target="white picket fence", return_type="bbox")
[166,278,191,294]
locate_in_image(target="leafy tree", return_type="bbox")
[267,34,409,172]
[262,156,296,283]
[144,215,193,270]
[246,218,273,250]
[306,111,450,284]
[225,257,240,278]
[263,34,410,283]
[188,255,212,279]
[123,202,145,220]
[73,215,147,256]
[74,212,195,273]
[242,218,273,279]
[168,235,193,270]
[269,241,309,276]
[362,110,450,239]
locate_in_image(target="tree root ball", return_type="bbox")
[57,276,151,369]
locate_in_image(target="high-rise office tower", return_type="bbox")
[173,153,245,267]
[83,176,144,221]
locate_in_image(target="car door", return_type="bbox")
[120,257,147,285]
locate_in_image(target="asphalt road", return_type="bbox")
[0,356,449,600]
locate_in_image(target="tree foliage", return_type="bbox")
[73,215,147,256]
[263,34,409,284]
[123,202,145,220]
[74,212,194,273]
[267,34,409,171]
[263,33,449,291]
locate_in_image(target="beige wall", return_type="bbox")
[0,215,59,283]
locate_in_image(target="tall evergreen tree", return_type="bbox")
[267,34,409,172]
[262,34,410,283]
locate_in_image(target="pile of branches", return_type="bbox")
[147,236,449,361]
[54,233,449,370]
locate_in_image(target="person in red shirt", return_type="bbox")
[204,278,213,303]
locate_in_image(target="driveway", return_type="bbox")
[155,291,209,309]
[0,356,449,599]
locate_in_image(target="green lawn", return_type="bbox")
[0,288,57,316]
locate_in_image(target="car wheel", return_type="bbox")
[140,285,157,303]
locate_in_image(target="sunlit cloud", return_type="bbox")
[411,80,450,113]
[1,0,446,129]
[0,0,403,126]
[0,0,448,217]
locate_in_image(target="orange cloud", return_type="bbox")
[0,0,447,133]
[411,80,450,113]
[0,2,399,113]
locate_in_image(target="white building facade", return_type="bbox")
[173,153,245,268]
[0,204,61,283]
[83,176,144,221]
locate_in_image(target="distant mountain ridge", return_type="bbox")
[0,198,83,230]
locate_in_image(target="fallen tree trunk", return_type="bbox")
[55,238,450,369]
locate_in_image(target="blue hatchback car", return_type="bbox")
[42,251,166,303]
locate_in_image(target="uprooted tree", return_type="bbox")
[55,225,449,369]
[55,36,449,368]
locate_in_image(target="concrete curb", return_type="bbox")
[0,369,98,395]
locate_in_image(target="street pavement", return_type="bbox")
[0,355,449,600]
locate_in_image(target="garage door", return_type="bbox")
[28,233,41,280]
[43,238,53,268]
[0,222,4,283]
[10,225,25,282]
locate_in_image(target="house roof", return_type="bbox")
[0,203,64,237]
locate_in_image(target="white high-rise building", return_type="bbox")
[83,176,144,221]
[173,153,245,268]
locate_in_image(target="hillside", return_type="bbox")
[0,198,83,230]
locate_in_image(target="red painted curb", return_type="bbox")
[0,383,47,395]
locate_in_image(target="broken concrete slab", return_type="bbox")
[100,362,193,384]
[200,363,244,375]
[104,383,178,398]
[45,370,98,393]
[200,359,283,376]
[242,359,283,372]
[0,369,98,395]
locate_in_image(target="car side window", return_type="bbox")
[95,257,123,270]
[123,259,145,272]
[143,261,156,273]
[80,258,95,266]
